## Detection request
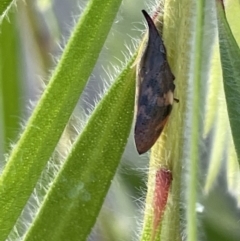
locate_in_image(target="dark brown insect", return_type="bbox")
[134,10,176,154]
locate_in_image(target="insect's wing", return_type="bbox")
[134,10,175,154]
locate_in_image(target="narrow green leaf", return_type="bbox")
[0,0,122,240]
[216,0,240,164]
[203,0,240,203]
[24,60,135,241]
[0,11,21,157]
[202,43,227,193]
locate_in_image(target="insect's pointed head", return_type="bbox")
[142,10,155,29]
[141,9,166,64]
[141,10,162,43]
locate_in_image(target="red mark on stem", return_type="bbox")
[152,168,172,239]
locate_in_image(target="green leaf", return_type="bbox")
[216,0,240,164]
[0,11,21,158]
[0,0,122,240]
[0,0,15,22]
[24,59,135,241]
